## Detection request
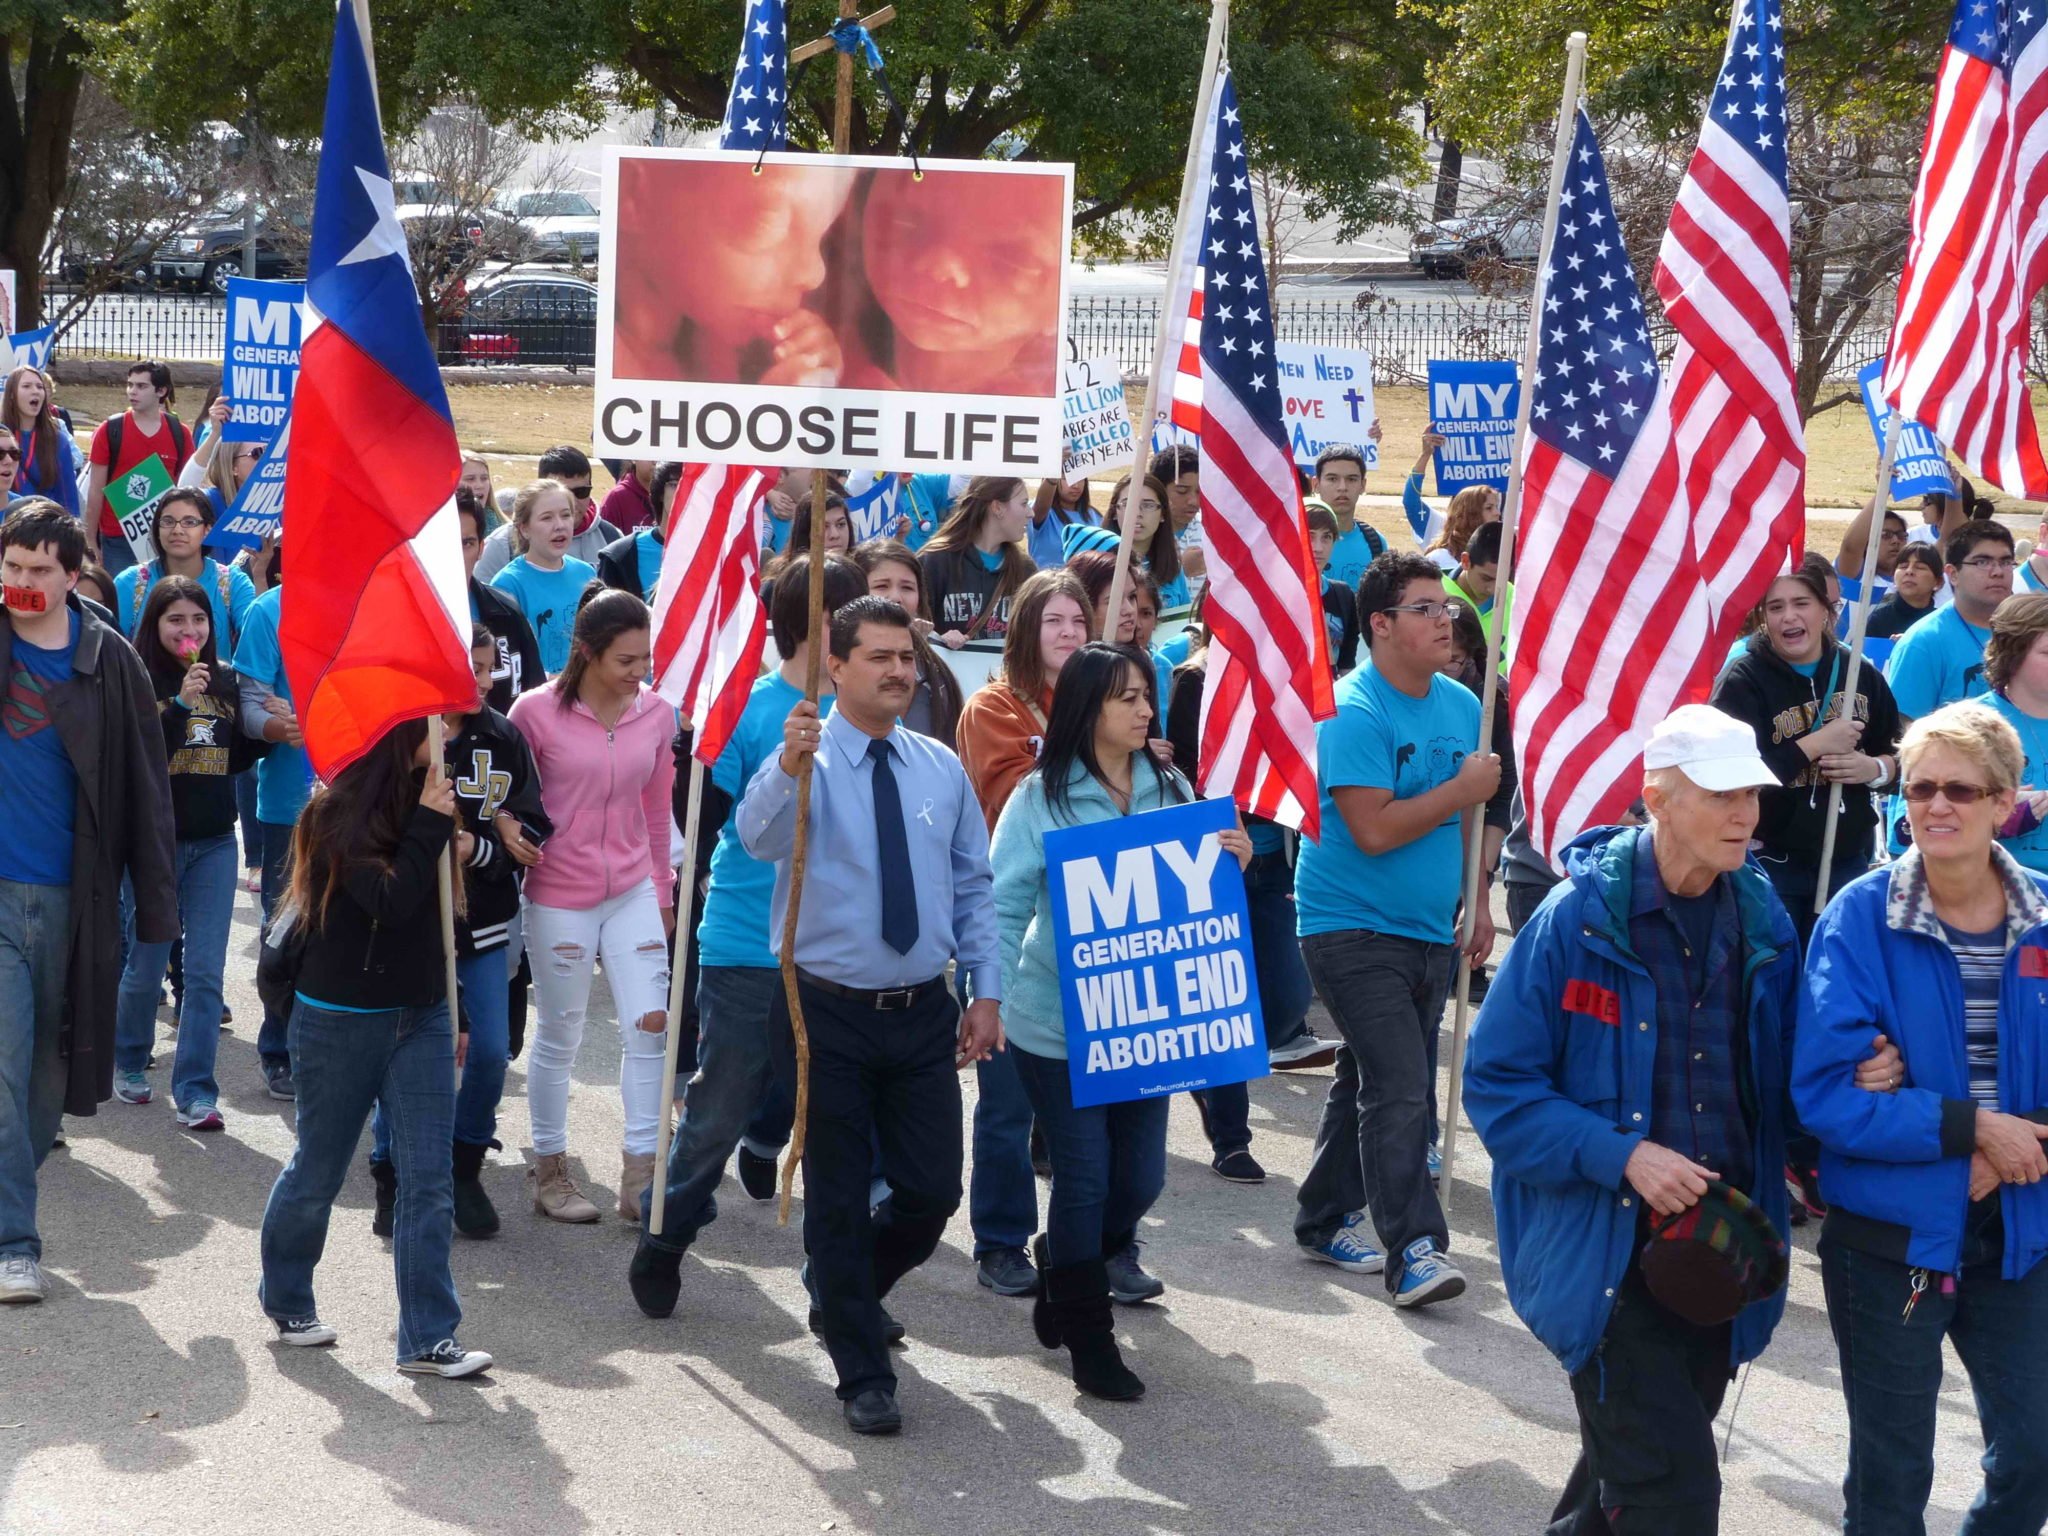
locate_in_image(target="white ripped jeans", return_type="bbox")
[524,878,671,1158]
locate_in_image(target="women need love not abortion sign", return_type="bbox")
[1044,797,1267,1108]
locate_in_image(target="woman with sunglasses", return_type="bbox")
[1,366,78,516]
[112,488,257,654]
[1796,700,2048,1535]
[1712,563,1903,947]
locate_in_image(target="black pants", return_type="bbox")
[768,975,963,1401]
[1548,1273,1734,1535]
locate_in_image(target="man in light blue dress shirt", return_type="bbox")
[734,594,1003,1436]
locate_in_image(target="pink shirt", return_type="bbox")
[509,684,676,911]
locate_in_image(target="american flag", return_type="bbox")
[1510,113,1716,861]
[1653,0,1804,632]
[651,464,773,764]
[719,0,788,151]
[1187,68,1335,835]
[1884,0,2048,496]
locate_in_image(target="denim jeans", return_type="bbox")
[969,1033,1039,1257]
[0,879,70,1261]
[643,964,794,1251]
[1760,851,1870,953]
[115,833,237,1107]
[98,529,137,575]
[235,770,261,871]
[256,820,295,1074]
[372,946,513,1160]
[1506,881,1554,936]
[1192,1081,1251,1155]
[1295,928,1454,1288]
[1013,1045,1170,1267]
[1246,850,1313,1048]
[1820,1219,2048,1536]
[259,998,460,1362]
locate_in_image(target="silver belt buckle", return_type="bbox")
[875,985,917,1011]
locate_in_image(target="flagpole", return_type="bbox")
[1439,31,1586,1219]
[1815,412,1905,912]
[427,712,460,1047]
[649,752,708,1236]
[1103,0,1231,636]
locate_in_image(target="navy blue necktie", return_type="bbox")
[869,736,919,955]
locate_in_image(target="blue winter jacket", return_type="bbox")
[1794,845,2048,1280]
[1463,824,1799,1375]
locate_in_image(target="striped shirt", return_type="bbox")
[1940,920,2006,1108]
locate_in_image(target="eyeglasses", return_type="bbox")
[1958,555,2017,571]
[1902,779,1993,805]
[563,483,593,499]
[1379,600,1457,620]
[159,516,208,532]
[0,448,20,462]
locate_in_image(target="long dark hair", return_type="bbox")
[287,717,465,931]
[1107,471,1182,586]
[851,538,963,744]
[1038,641,1183,823]
[1,368,60,495]
[553,586,650,709]
[135,574,230,701]
[922,476,1035,635]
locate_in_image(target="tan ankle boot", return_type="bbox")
[528,1151,601,1223]
[617,1151,656,1223]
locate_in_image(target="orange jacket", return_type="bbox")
[956,680,1053,832]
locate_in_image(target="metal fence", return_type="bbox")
[44,285,1902,384]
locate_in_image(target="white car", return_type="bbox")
[1410,195,1543,279]
[494,190,600,264]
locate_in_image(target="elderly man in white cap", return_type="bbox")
[1464,703,1805,1535]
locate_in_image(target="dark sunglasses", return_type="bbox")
[563,483,593,498]
[0,447,20,462]
[1902,779,1993,805]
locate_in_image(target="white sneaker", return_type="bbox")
[399,1340,492,1378]
[0,1254,49,1303]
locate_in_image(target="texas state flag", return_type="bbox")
[281,0,476,779]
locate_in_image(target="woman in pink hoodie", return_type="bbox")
[508,589,677,1225]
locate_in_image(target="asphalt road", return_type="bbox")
[3,880,1994,1536]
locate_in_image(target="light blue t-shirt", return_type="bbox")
[1295,659,1480,943]
[629,529,663,602]
[695,672,836,970]
[1991,691,2048,874]
[1323,521,1387,591]
[114,557,256,650]
[489,555,596,676]
[233,585,313,826]
[1884,602,1991,718]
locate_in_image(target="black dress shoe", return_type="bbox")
[629,1237,683,1319]
[843,1388,902,1435]
[736,1146,779,1202]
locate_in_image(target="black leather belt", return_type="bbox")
[795,968,947,1013]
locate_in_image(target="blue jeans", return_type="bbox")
[1012,1045,1169,1267]
[642,965,794,1250]
[0,880,70,1261]
[1820,1220,2048,1536]
[259,998,460,1361]
[1246,849,1313,1048]
[372,947,512,1158]
[970,1035,1039,1256]
[1295,929,1454,1288]
[98,529,137,575]
[114,834,237,1107]
[235,770,261,870]
[256,820,294,1074]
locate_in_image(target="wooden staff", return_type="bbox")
[427,712,460,1044]
[777,0,884,1224]
[1438,32,1586,1219]
[649,752,708,1235]
[1102,0,1231,636]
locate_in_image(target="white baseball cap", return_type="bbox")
[1642,704,1780,792]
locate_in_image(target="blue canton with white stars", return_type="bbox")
[1710,0,1788,185]
[720,0,789,151]
[1198,71,1288,446]
[1527,112,1660,474]
[1951,0,2045,69]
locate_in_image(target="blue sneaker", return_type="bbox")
[113,1071,152,1106]
[1303,1212,1385,1274]
[1392,1238,1466,1308]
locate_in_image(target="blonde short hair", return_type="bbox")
[1899,701,2022,795]
[509,478,575,554]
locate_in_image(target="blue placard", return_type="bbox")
[1044,796,1267,1108]
[224,277,305,444]
[1426,360,1518,497]
[8,325,53,372]
[1859,358,1956,501]
[209,417,289,552]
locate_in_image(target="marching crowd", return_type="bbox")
[2,357,2047,1529]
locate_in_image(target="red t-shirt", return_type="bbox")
[88,412,192,536]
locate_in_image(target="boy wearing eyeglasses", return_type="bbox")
[1887,519,2017,717]
[1291,550,1500,1309]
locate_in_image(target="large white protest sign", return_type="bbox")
[595,148,1073,477]
[1275,342,1376,470]
[224,278,305,444]
[1059,353,1134,475]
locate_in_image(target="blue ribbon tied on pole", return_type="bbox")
[824,16,920,172]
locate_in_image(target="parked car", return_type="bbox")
[1410,196,1542,279]
[493,190,600,264]
[448,269,597,368]
[152,220,303,294]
